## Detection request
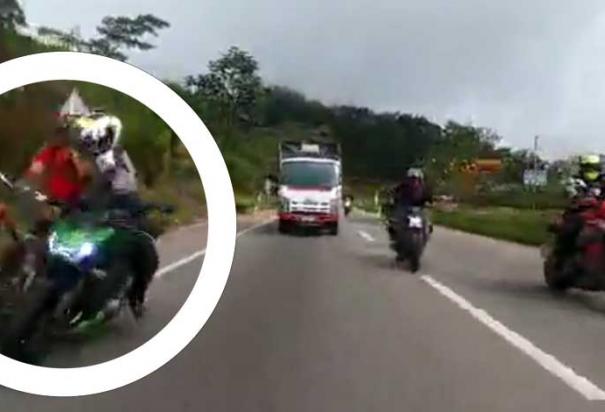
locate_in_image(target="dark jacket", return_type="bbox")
[392,177,432,207]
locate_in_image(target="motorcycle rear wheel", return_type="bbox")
[394,230,423,273]
[544,253,573,291]
[408,232,424,273]
[409,253,420,273]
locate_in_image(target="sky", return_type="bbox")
[22,0,605,159]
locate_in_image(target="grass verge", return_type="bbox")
[432,206,559,246]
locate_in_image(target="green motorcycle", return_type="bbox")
[0,172,169,360]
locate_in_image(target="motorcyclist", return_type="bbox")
[0,122,93,287]
[71,112,157,318]
[343,193,354,204]
[564,154,605,199]
[553,154,605,275]
[392,168,432,207]
[26,123,92,231]
[1,123,93,239]
[387,168,433,240]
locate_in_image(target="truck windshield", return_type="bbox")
[281,161,338,188]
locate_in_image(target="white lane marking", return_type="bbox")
[155,250,207,278]
[155,218,276,279]
[357,230,376,242]
[421,275,605,401]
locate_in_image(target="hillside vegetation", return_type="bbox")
[2,13,566,221]
[0,30,205,227]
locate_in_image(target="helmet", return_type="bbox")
[72,114,123,157]
[579,154,601,183]
[406,168,424,179]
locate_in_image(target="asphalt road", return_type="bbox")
[3,213,605,411]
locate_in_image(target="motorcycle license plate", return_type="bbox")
[408,216,423,228]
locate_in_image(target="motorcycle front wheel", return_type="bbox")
[0,278,57,361]
[80,261,135,323]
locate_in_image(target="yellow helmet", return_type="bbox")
[580,154,601,182]
[580,154,600,166]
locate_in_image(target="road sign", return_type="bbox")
[523,169,547,187]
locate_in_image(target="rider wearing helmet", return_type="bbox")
[392,168,432,208]
[73,113,138,201]
[0,121,94,285]
[387,167,433,240]
[555,154,605,277]
[25,123,94,235]
[565,154,605,199]
[72,113,155,318]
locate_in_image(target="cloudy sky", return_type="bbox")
[23,0,605,158]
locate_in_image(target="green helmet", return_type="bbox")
[579,154,601,183]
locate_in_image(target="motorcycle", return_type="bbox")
[542,189,605,292]
[0,172,172,359]
[343,196,353,217]
[389,206,428,273]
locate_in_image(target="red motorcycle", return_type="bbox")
[542,195,605,291]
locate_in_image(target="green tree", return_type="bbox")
[261,86,332,127]
[37,26,88,51]
[39,14,170,61]
[498,148,533,183]
[0,0,25,30]
[186,47,263,127]
[91,14,170,61]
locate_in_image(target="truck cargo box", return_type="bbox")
[279,141,341,164]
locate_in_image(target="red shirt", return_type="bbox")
[30,145,83,204]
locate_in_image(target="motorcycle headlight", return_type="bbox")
[77,242,96,260]
[49,233,98,263]
[48,232,60,254]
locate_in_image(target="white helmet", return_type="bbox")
[73,113,123,156]
[407,168,424,179]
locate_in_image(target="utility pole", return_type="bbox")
[530,135,540,198]
[533,135,540,176]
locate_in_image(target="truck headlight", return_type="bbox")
[280,197,290,212]
[330,198,339,214]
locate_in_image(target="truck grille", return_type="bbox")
[290,201,331,214]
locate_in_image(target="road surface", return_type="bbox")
[3,213,605,411]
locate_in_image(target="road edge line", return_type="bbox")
[421,274,605,401]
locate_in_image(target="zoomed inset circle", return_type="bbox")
[0,52,237,396]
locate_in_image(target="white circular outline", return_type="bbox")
[0,52,237,397]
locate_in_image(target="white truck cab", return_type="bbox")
[277,142,342,235]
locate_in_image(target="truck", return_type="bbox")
[277,141,342,235]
